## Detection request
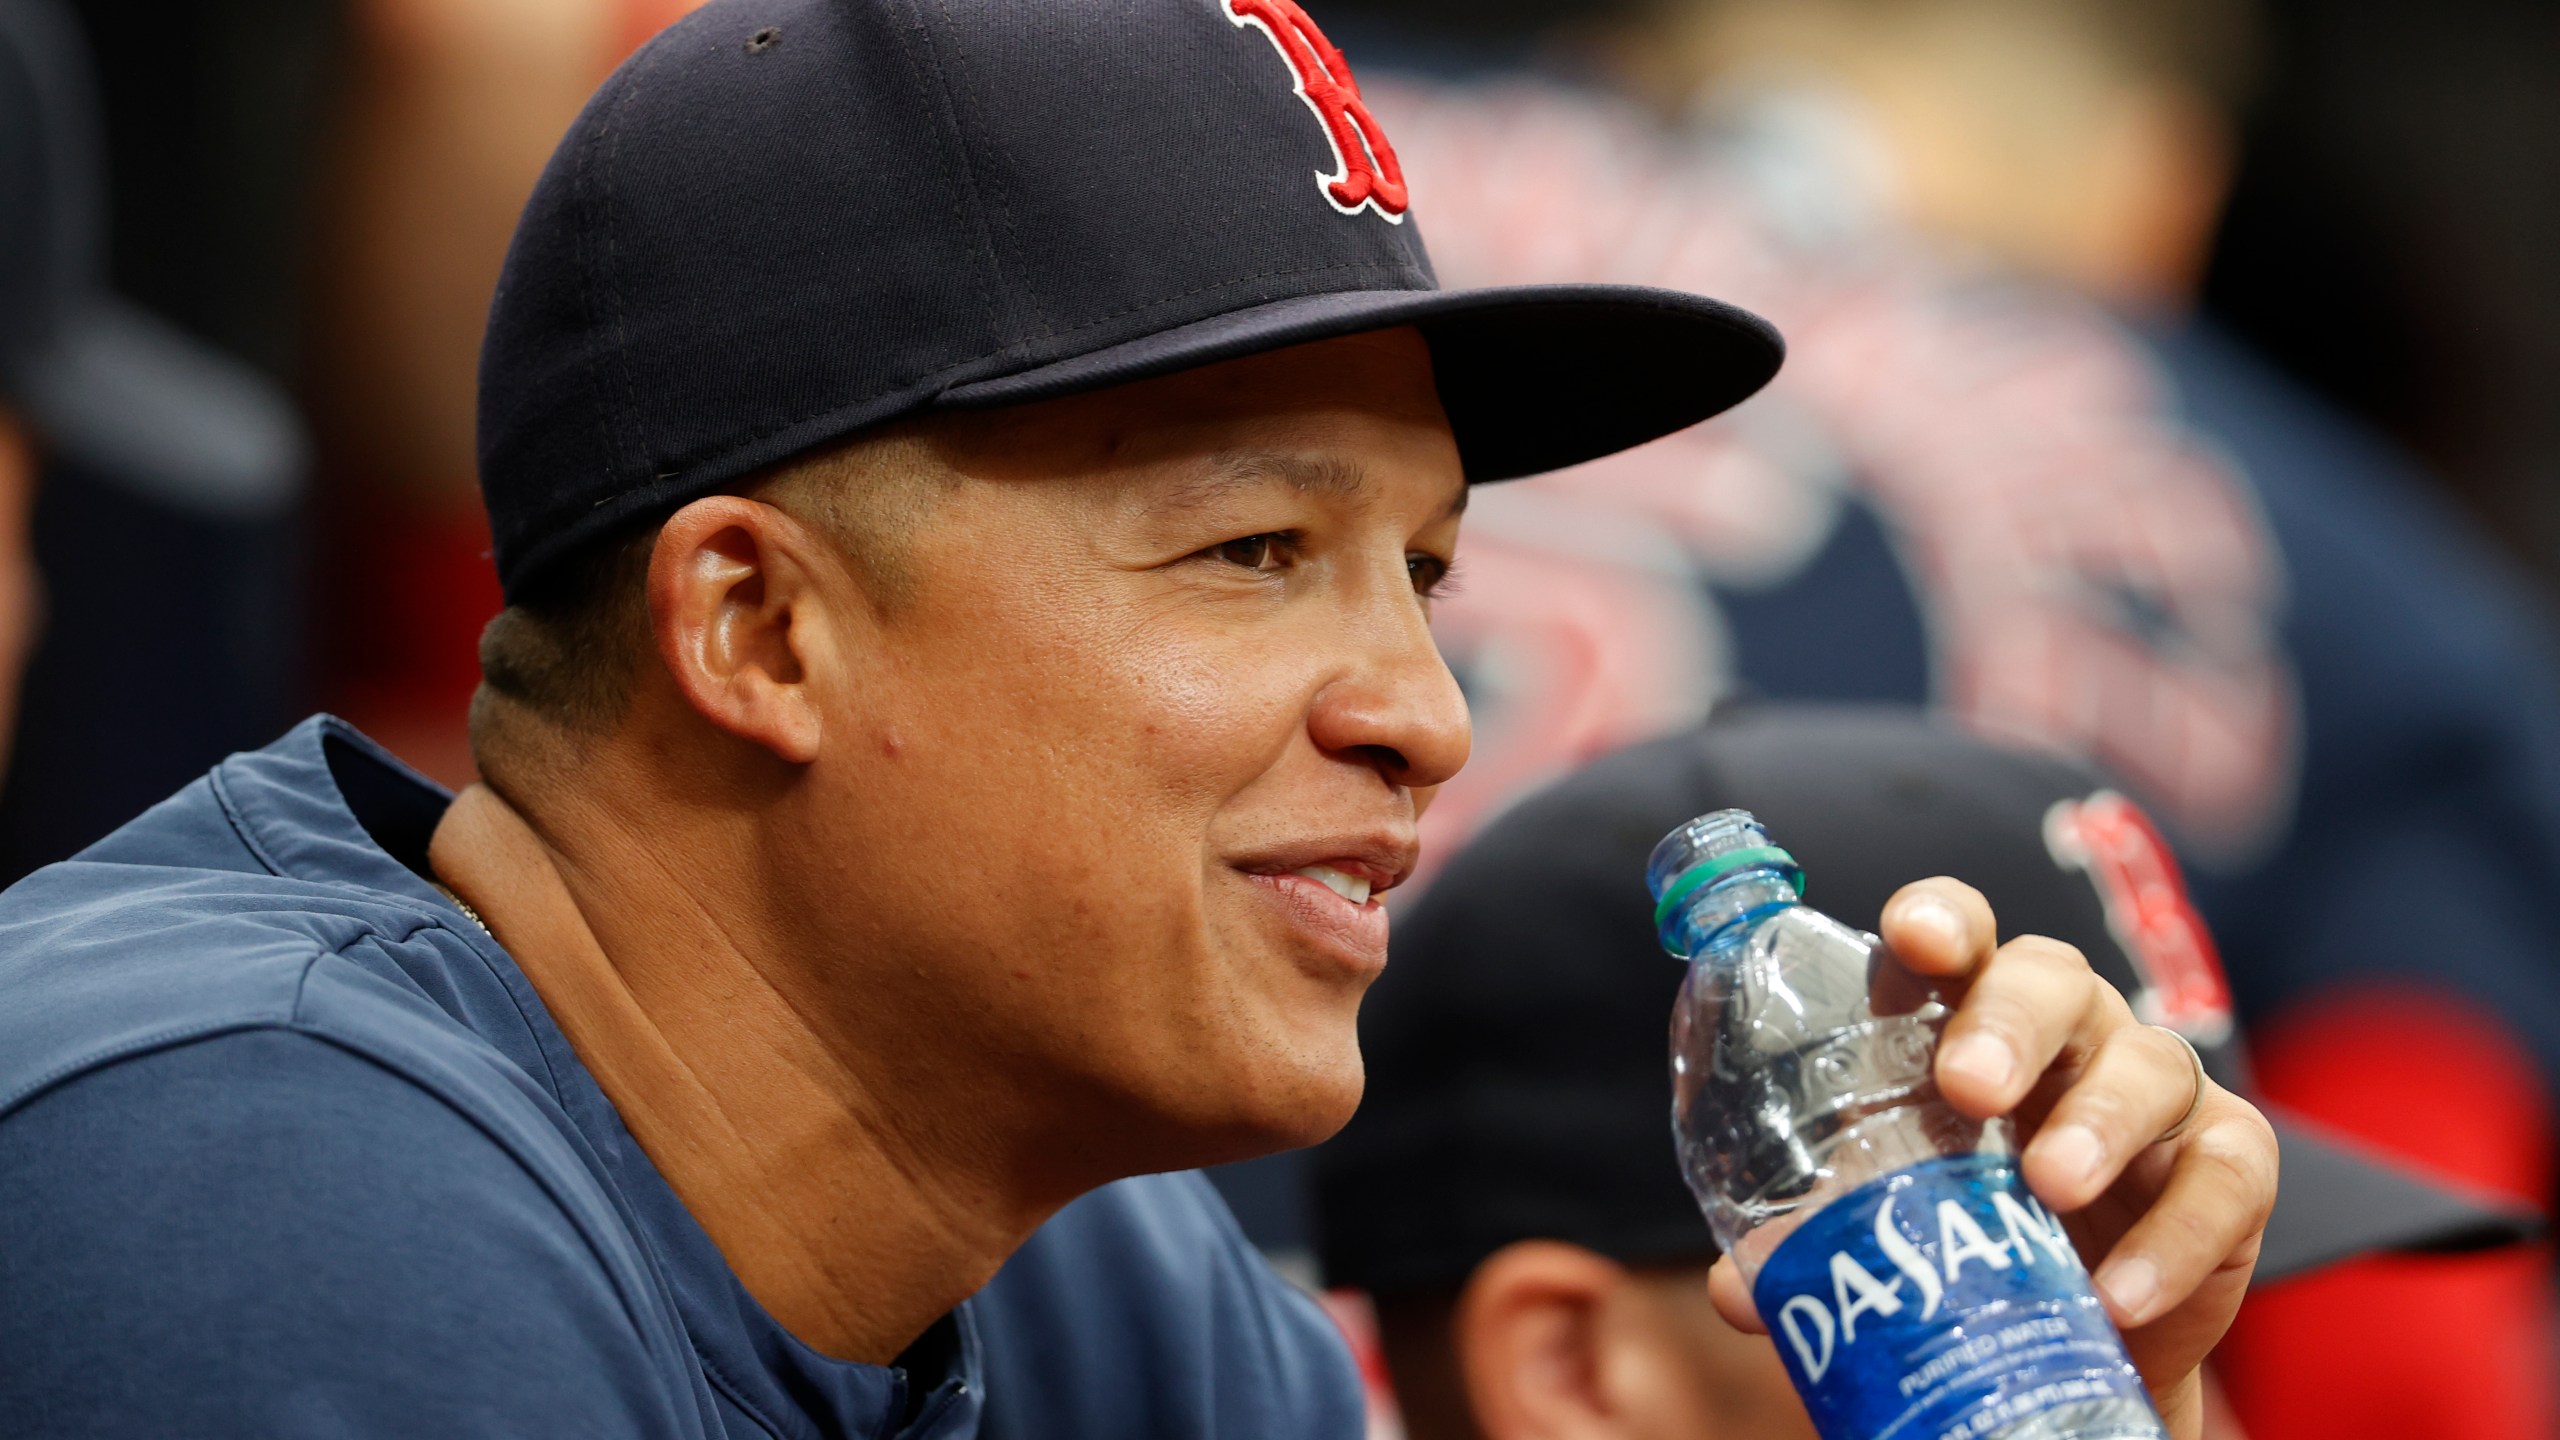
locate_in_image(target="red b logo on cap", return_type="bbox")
[1224,0,1410,222]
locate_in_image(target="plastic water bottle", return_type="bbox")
[1647,810,2164,1440]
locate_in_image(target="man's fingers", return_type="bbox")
[1706,1255,1764,1335]
[2087,1104,2278,1328]
[1880,878,1996,978]
[2021,1024,2203,1210]
[1934,935,2107,1116]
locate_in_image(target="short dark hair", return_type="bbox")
[473,524,657,741]
[468,424,949,767]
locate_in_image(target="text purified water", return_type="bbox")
[1647,810,2164,1440]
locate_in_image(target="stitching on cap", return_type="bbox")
[886,0,1007,349]
[600,41,671,479]
[1010,257,1422,346]
[922,0,1048,344]
[568,78,622,478]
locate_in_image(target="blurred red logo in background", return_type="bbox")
[2044,790,2235,1043]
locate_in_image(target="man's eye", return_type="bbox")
[1408,553,1455,597]
[1211,533,1287,571]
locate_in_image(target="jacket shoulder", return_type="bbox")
[0,1027,705,1437]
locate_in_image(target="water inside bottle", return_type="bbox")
[1651,810,2166,1440]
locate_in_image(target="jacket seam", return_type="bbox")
[0,1010,695,1416]
[207,762,289,878]
[694,1349,804,1440]
[289,1017,701,1410]
[328,923,579,1108]
[0,1016,287,1124]
[294,934,790,1440]
[193,757,579,1107]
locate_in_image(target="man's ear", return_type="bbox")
[1455,1241,1631,1440]
[646,495,837,764]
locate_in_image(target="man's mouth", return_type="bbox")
[1290,863,1373,907]
[1232,845,1409,975]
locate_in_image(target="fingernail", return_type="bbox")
[1900,896,1964,952]
[2038,1124,2108,1189]
[1940,1033,2014,1093]
[2097,1256,2159,1324]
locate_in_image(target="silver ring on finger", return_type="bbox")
[2152,1024,2207,1143]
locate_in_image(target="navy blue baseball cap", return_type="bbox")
[477,0,1783,602]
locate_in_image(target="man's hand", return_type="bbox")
[1705,876,2278,1440]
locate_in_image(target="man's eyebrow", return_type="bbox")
[1161,452,1470,520]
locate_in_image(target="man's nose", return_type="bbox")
[1306,614,1471,792]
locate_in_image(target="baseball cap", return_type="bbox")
[475,0,1784,602]
[1313,704,2541,1296]
[0,0,302,518]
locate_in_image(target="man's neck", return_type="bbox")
[428,781,1044,1364]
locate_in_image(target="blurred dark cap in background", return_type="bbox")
[1314,704,2538,1298]
[0,0,300,518]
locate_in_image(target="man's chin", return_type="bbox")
[1124,1049,1367,1174]
[1238,1064,1365,1155]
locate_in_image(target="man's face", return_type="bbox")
[771,328,1469,1183]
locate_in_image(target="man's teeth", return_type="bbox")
[1293,865,1373,906]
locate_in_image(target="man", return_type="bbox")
[1314,704,2541,1438]
[0,2,2272,1436]
[0,0,306,876]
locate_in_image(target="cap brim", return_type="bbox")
[937,283,1784,481]
[6,295,303,518]
[2257,1106,2542,1282]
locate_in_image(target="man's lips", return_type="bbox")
[1230,838,1417,898]
[1241,870,1392,972]
[1231,839,1414,973]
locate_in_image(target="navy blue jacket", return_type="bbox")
[0,717,1361,1438]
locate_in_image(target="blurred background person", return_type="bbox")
[1186,4,2560,1432]
[1315,705,2545,1439]
[1342,0,2560,1105]
[41,0,722,796]
[0,0,303,884]
[304,0,706,782]
[2201,0,2560,584]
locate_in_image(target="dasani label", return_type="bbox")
[1750,1155,2156,1440]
